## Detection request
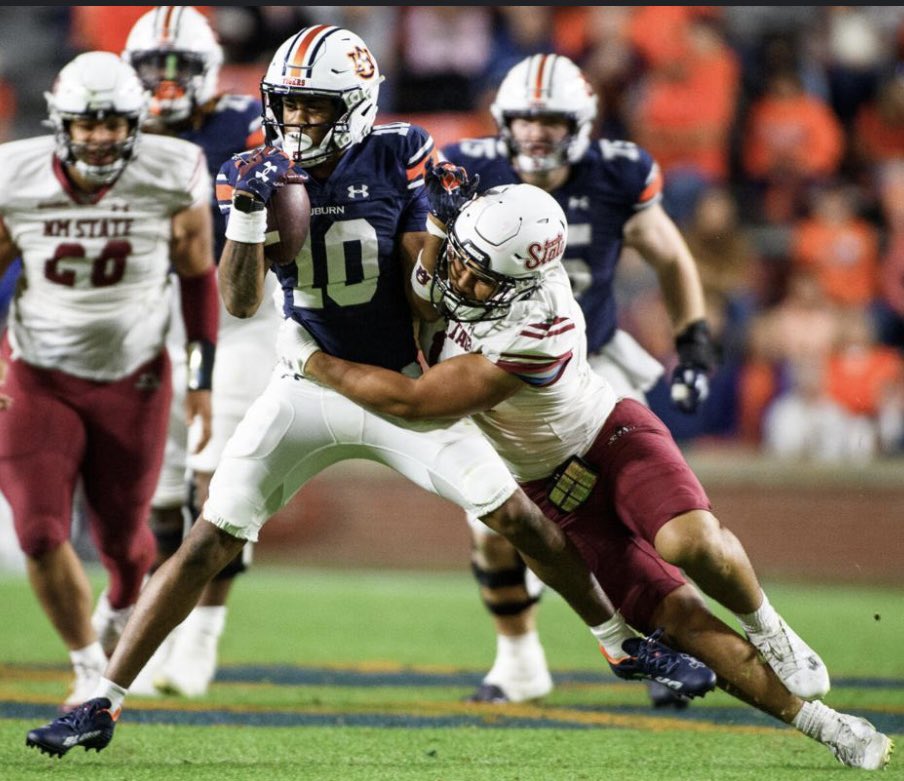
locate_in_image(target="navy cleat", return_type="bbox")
[647,679,690,710]
[604,629,716,700]
[466,683,510,703]
[26,697,117,758]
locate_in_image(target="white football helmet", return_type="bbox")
[45,51,148,185]
[123,6,223,126]
[490,54,597,173]
[433,184,568,322]
[261,25,383,167]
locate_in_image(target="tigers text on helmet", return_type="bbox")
[45,51,148,185]
[490,54,597,173]
[432,184,568,322]
[123,6,223,126]
[261,25,383,167]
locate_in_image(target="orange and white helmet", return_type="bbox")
[490,54,597,172]
[433,184,568,322]
[45,51,148,185]
[123,6,223,125]
[261,26,383,167]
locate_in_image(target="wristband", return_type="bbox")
[186,339,216,391]
[410,253,437,303]
[225,206,267,244]
[426,217,447,239]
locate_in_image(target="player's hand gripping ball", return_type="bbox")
[265,169,310,267]
[229,146,311,266]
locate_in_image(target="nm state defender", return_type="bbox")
[440,53,718,706]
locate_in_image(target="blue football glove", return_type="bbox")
[669,320,718,414]
[424,158,480,224]
[232,145,298,205]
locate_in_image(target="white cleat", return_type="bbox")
[90,591,134,658]
[746,617,830,700]
[153,629,218,698]
[62,658,105,712]
[127,635,175,698]
[469,668,554,703]
[823,712,894,770]
[469,632,554,703]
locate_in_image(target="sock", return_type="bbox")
[485,631,547,684]
[792,700,835,742]
[185,605,227,638]
[737,591,780,635]
[589,612,636,661]
[90,676,128,713]
[70,641,107,670]
[496,630,542,659]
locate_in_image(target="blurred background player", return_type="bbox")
[0,50,217,709]
[113,6,271,698]
[439,53,716,707]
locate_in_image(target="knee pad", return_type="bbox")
[149,505,190,560]
[470,561,541,616]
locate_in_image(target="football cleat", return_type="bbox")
[745,617,830,700]
[61,656,106,713]
[26,697,118,758]
[153,624,219,698]
[466,683,510,704]
[823,713,894,770]
[604,629,716,699]
[647,679,690,710]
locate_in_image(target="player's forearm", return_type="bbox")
[218,239,265,318]
[656,249,707,333]
[306,353,434,420]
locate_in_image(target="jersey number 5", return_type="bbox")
[44,241,131,288]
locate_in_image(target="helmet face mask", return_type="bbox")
[123,6,223,126]
[490,54,597,173]
[432,184,568,323]
[261,26,383,167]
[45,51,148,185]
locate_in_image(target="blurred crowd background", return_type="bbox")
[2,5,904,465]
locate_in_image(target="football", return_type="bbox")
[265,174,311,266]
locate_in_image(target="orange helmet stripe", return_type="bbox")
[152,6,180,45]
[531,55,552,101]
[286,25,335,74]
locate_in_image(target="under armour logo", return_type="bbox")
[255,161,279,183]
[347,184,369,199]
[568,196,590,211]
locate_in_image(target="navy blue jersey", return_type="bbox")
[220,122,433,371]
[180,93,263,259]
[442,136,663,353]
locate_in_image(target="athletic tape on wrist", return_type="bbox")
[225,208,267,244]
[426,218,447,239]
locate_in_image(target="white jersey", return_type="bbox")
[0,134,209,381]
[438,265,617,482]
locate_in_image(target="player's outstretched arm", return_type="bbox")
[624,203,717,413]
[171,200,218,452]
[283,317,520,420]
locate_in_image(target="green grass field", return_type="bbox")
[1,566,901,780]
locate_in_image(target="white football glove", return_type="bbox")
[276,317,321,377]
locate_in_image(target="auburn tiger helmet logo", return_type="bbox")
[348,47,376,79]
